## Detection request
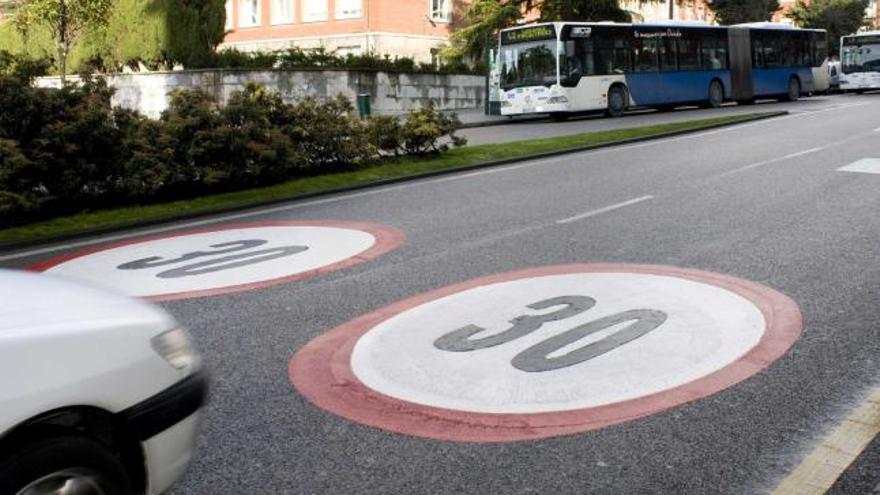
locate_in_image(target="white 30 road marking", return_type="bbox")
[557,195,654,224]
[41,225,377,298]
[350,271,766,413]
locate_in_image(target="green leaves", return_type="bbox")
[538,0,632,23]
[789,0,869,54]
[14,0,112,80]
[705,0,781,24]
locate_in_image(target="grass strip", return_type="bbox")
[0,111,781,245]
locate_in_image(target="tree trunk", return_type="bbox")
[58,0,67,84]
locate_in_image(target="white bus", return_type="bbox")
[498,21,828,119]
[840,31,880,92]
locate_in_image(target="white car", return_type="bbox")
[0,269,206,494]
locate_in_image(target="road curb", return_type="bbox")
[0,111,787,255]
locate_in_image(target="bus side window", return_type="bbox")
[752,34,764,68]
[634,38,659,72]
[702,36,723,70]
[659,38,677,71]
[677,37,701,71]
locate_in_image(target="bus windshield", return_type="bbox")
[499,40,558,90]
[842,38,880,73]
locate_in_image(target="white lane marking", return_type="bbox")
[3,101,874,262]
[873,126,880,132]
[719,146,826,177]
[838,158,880,174]
[784,147,825,159]
[557,195,655,224]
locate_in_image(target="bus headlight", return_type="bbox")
[548,96,568,104]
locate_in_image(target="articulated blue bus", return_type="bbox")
[498,21,828,118]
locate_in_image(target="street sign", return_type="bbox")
[32,221,404,301]
[290,263,802,442]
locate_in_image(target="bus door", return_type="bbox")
[728,27,754,102]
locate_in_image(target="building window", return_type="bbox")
[429,0,451,22]
[335,0,362,19]
[225,0,234,30]
[272,0,294,24]
[302,0,327,22]
[239,0,261,27]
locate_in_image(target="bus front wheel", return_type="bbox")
[708,80,724,108]
[606,86,628,117]
[783,77,801,102]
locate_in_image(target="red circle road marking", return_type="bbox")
[289,263,802,443]
[30,221,404,301]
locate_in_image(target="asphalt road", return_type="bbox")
[459,94,871,146]
[3,93,880,494]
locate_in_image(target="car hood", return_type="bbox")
[0,269,173,335]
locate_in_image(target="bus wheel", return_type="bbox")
[708,80,724,108]
[783,77,801,102]
[606,86,627,117]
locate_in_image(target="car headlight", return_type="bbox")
[548,96,568,104]
[151,327,198,370]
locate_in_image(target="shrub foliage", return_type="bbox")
[0,53,467,227]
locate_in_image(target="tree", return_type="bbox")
[539,0,632,23]
[706,0,781,24]
[444,0,632,65]
[443,0,524,64]
[789,0,869,55]
[14,0,111,82]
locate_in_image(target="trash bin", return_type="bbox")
[356,93,371,118]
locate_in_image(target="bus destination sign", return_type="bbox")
[843,35,880,46]
[501,25,556,44]
[634,28,684,39]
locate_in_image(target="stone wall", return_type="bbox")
[36,69,486,119]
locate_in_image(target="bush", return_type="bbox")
[209,47,485,75]
[283,95,374,170]
[400,103,467,155]
[0,76,466,227]
[366,115,403,156]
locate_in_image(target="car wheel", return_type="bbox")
[708,80,724,108]
[0,436,131,495]
[606,86,627,117]
[783,77,800,102]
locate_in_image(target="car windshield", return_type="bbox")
[841,41,880,73]
[499,40,558,90]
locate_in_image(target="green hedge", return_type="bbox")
[207,47,484,75]
[0,54,466,226]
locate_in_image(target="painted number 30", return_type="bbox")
[117,239,308,279]
[434,296,667,373]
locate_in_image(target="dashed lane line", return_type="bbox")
[556,195,655,224]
